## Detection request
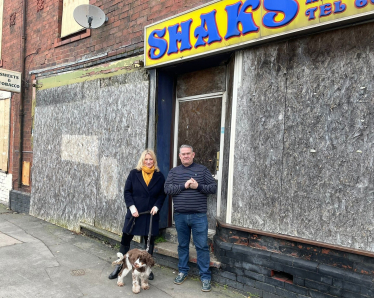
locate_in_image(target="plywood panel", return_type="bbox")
[0,98,9,171]
[22,161,30,186]
[0,100,4,170]
[177,66,226,98]
[31,69,149,233]
[232,23,374,251]
[61,0,88,38]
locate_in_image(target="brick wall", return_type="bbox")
[15,0,212,71]
[213,225,374,298]
[1,0,210,193]
[0,172,12,205]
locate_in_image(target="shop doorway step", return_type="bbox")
[80,223,221,269]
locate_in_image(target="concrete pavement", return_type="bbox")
[0,203,246,298]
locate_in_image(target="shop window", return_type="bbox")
[61,0,89,38]
[0,94,10,172]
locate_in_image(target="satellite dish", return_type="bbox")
[73,4,108,29]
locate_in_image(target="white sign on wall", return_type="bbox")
[0,69,21,93]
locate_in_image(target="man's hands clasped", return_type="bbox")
[185,178,198,189]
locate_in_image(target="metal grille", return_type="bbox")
[71,269,85,276]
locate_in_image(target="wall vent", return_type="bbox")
[271,270,293,284]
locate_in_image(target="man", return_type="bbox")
[164,144,217,292]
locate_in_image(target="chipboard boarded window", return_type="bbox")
[0,97,10,171]
[61,0,89,38]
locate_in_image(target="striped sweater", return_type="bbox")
[164,163,217,213]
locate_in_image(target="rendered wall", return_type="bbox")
[30,59,149,233]
[232,23,374,251]
[0,172,12,205]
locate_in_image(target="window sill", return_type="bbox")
[54,29,91,48]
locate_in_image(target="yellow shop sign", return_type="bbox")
[145,0,374,67]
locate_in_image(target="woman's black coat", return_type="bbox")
[122,169,166,236]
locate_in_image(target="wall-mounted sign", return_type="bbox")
[145,0,374,67]
[0,69,21,93]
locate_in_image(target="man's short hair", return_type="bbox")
[179,144,193,153]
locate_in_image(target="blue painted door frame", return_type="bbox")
[156,70,175,229]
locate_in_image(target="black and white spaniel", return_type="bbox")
[112,248,155,294]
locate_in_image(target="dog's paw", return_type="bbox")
[117,281,124,287]
[132,285,141,294]
[141,284,150,290]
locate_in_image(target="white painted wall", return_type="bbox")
[0,172,12,205]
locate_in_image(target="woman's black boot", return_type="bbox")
[108,245,130,280]
[108,264,122,280]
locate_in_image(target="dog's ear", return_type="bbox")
[128,249,140,265]
[146,254,155,267]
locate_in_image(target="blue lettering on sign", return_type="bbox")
[224,0,260,40]
[263,0,299,28]
[148,28,167,60]
[305,0,318,3]
[355,0,368,7]
[305,7,318,20]
[168,20,193,55]
[194,11,222,48]
[334,1,346,13]
[320,3,332,17]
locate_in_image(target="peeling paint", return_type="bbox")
[36,55,143,91]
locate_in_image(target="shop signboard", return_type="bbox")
[0,69,21,93]
[145,0,374,67]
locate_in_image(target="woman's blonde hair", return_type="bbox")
[136,149,160,171]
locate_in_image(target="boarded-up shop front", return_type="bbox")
[30,56,167,234]
[146,1,374,296]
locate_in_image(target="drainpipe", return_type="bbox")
[18,0,27,189]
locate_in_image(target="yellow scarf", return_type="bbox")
[142,166,155,186]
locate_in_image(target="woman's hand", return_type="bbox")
[132,210,139,217]
[129,205,139,217]
[150,206,159,215]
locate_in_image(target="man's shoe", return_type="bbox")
[148,271,154,280]
[201,280,211,292]
[174,272,188,285]
[108,264,122,279]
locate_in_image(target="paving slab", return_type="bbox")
[0,203,245,298]
[0,232,21,247]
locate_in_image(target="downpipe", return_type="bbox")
[18,0,27,189]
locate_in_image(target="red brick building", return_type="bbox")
[2,1,374,297]
[2,0,211,198]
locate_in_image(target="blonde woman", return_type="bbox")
[109,149,165,281]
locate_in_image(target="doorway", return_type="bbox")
[173,92,226,229]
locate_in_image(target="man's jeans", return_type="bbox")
[174,212,211,280]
